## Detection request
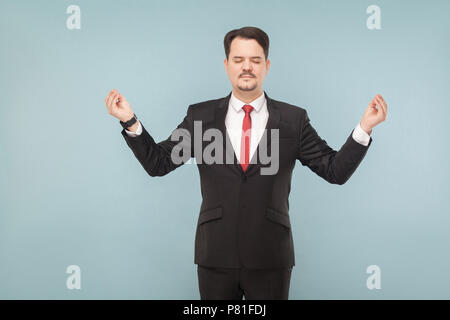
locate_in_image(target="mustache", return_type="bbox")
[240,73,255,78]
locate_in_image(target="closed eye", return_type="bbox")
[233,60,261,63]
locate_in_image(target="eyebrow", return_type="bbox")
[232,56,263,59]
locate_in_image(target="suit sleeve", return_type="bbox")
[296,110,372,185]
[121,106,194,177]
[124,121,143,137]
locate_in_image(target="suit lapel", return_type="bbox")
[214,92,241,175]
[245,91,280,176]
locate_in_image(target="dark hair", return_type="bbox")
[224,26,269,60]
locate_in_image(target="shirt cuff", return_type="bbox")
[124,121,142,137]
[352,123,371,146]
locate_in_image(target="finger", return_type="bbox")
[107,93,119,110]
[378,95,387,115]
[375,98,387,122]
[105,93,114,112]
[105,90,114,105]
[374,97,383,115]
[376,96,387,115]
[106,92,115,109]
[105,89,116,103]
[374,95,381,107]
[112,93,120,106]
[118,93,127,103]
[108,89,117,102]
[376,94,387,111]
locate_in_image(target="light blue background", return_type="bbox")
[1,0,449,299]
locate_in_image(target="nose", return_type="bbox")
[242,59,252,71]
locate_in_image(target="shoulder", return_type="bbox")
[269,97,308,122]
[182,95,228,123]
[188,96,226,115]
[190,96,226,110]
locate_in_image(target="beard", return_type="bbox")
[237,79,257,91]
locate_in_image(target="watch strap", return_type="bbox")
[120,113,138,129]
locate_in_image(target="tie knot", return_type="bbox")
[242,104,254,114]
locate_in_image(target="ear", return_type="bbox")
[266,59,270,74]
[224,58,228,68]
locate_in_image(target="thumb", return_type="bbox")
[118,93,128,103]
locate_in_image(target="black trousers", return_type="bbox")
[197,265,292,300]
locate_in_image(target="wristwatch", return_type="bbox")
[120,113,138,130]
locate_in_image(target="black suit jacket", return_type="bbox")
[121,91,372,269]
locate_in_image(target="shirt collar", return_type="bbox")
[230,91,265,113]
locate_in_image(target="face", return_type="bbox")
[224,37,270,93]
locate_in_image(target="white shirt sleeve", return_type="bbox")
[124,121,142,137]
[352,123,371,146]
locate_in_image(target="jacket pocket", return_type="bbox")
[198,207,223,225]
[265,207,291,229]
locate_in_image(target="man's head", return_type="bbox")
[224,26,270,94]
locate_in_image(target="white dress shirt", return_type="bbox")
[125,93,371,160]
[225,91,268,161]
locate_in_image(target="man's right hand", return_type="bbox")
[105,89,134,122]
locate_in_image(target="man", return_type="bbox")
[104,26,387,300]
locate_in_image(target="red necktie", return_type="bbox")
[240,104,254,172]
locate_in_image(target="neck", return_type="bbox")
[232,88,264,104]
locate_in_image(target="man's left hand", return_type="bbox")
[360,94,388,135]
